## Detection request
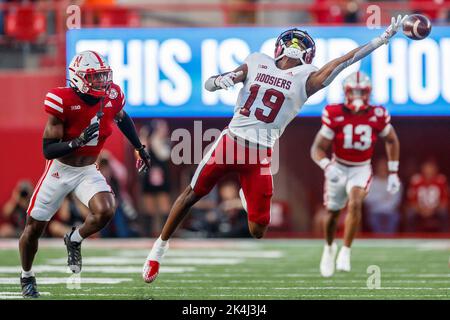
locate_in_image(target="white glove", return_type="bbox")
[387,173,401,195]
[380,15,408,44]
[214,72,238,90]
[325,164,345,184]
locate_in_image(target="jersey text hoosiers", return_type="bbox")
[254,73,292,90]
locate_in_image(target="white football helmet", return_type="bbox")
[68,50,112,97]
[342,71,372,112]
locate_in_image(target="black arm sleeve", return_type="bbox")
[115,111,143,150]
[43,138,78,160]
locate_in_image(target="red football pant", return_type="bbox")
[190,130,273,226]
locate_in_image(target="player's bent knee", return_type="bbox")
[348,198,363,214]
[21,217,46,240]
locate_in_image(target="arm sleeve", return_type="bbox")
[44,90,65,121]
[115,111,143,150]
[43,139,78,160]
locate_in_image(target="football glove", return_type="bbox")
[380,15,409,44]
[325,163,345,184]
[70,122,99,148]
[386,173,401,195]
[214,72,239,90]
[136,145,151,173]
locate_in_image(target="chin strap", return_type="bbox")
[276,37,313,64]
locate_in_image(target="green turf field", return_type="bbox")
[0,239,448,300]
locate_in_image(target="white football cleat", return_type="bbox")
[320,242,337,277]
[142,238,169,283]
[336,246,351,272]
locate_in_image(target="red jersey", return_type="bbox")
[407,174,449,210]
[44,83,125,157]
[321,104,391,165]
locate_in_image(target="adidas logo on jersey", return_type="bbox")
[52,172,60,179]
[70,105,81,110]
[369,116,377,122]
[335,116,345,122]
[105,101,113,108]
[258,64,268,69]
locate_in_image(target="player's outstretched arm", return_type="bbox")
[305,15,407,97]
[204,64,248,92]
[382,126,401,194]
[42,115,99,159]
[114,110,151,172]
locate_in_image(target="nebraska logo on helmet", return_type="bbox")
[343,71,372,112]
[68,50,113,98]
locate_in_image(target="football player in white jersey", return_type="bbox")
[142,15,407,283]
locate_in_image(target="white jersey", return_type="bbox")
[229,52,318,148]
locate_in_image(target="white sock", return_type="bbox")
[147,236,168,261]
[340,246,351,254]
[21,269,34,278]
[154,236,168,248]
[325,242,335,249]
[70,229,83,243]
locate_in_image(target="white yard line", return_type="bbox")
[119,250,283,258]
[46,257,243,266]
[0,292,51,299]
[0,277,132,285]
[0,265,195,274]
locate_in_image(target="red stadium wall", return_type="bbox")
[0,70,126,207]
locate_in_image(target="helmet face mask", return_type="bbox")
[69,51,112,98]
[274,28,316,64]
[343,71,372,112]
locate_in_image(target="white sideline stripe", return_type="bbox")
[118,250,283,258]
[0,291,51,300]
[44,100,63,113]
[0,292,51,299]
[0,277,132,285]
[46,257,243,265]
[0,291,50,295]
[0,265,195,274]
[46,92,63,104]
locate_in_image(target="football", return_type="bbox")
[402,14,432,40]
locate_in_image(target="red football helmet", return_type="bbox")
[68,50,112,98]
[343,71,372,112]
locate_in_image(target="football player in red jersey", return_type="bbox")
[310,71,401,277]
[18,51,151,298]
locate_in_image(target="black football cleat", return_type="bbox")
[20,275,40,298]
[64,227,82,273]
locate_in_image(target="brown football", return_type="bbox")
[402,14,432,40]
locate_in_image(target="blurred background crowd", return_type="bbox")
[1,118,448,239]
[0,0,449,238]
